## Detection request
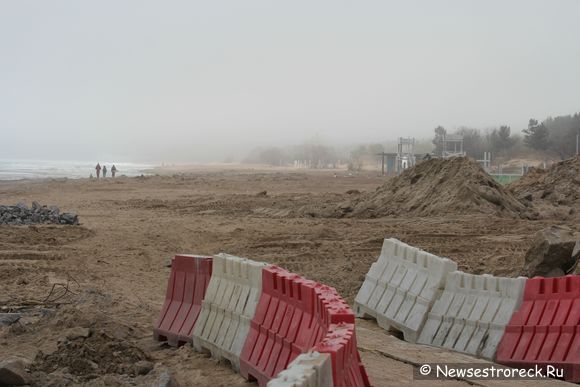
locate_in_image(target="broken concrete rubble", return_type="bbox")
[0,202,79,225]
[521,225,580,277]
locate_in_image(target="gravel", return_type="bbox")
[0,202,79,225]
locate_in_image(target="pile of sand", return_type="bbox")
[12,290,158,385]
[33,329,149,378]
[333,157,535,218]
[508,156,580,219]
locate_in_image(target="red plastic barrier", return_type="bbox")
[239,265,370,386]
[314,323,370,387]
[496,275,580,382]
[154,254,213,346]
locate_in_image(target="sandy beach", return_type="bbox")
[0,167,577,386]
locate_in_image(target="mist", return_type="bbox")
[1,0,580,163]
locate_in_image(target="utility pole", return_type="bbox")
[377,152,386,176]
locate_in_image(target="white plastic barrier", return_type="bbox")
[192,253,267,370]
[354,238,457,343]
[267,352,333,387]
[417,271,526,360]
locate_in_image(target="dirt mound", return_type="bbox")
[334,157,535,218]
[508,156,580,219]
[5,289,156,385]
[33,329,149,379]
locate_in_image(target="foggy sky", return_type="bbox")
[1,0,579,163]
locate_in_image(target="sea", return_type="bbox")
[0,159,155,181]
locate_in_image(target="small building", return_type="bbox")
[441,134,465,158]
[397,137,416,171]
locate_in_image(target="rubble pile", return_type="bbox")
[0,202,79,225]
[508,155,580,219]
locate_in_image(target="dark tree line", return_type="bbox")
[541,114,580,158]
[431,126,500,159]
[432,112,580,160]
[245,111,579,168]
[520,114,579,158]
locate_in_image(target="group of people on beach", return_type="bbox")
[94,163,117,179]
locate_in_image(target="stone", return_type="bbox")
[522,225,580,277]
[0,358,30,385]
[134,360,153,375]
[155,370,181,387]
[0,313,21,326]
[42,370,74,386]
[65,327,91,340]
[338,202,353,213]
[0,203,78,225]
[59,213,78,225]
[88,360,99,370]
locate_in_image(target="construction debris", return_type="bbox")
[509,155,580,219]
[521,225,580,277]
[0,358,30,386]
[0,313,21,326]
[0,202,79,225]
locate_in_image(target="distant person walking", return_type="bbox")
[95,163,101,179]
[102,165,108,178]
[111,164,117,178]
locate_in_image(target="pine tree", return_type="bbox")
[522,119,550,150]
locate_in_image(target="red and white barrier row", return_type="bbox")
[354,238,579,382]
[154,254,371,387]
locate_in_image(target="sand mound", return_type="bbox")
[508,156,580,219]
[33,329,149,378]
[15,290,155,385]
[335,157,534,218]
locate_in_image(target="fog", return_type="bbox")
[1,0,579,163]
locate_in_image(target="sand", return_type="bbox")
[508,155,580,220]
[0,168,577,386]
[332,157,536,219]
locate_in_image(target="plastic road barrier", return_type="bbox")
[154,253,371,386]
[192,253,267,371]
[314,323,370,387]
[267,352,333,387]
[153,254,213,346]
[417,271,526,359]
[354,238,456,342]
[240,266,370,386]
[496,275,579,382]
